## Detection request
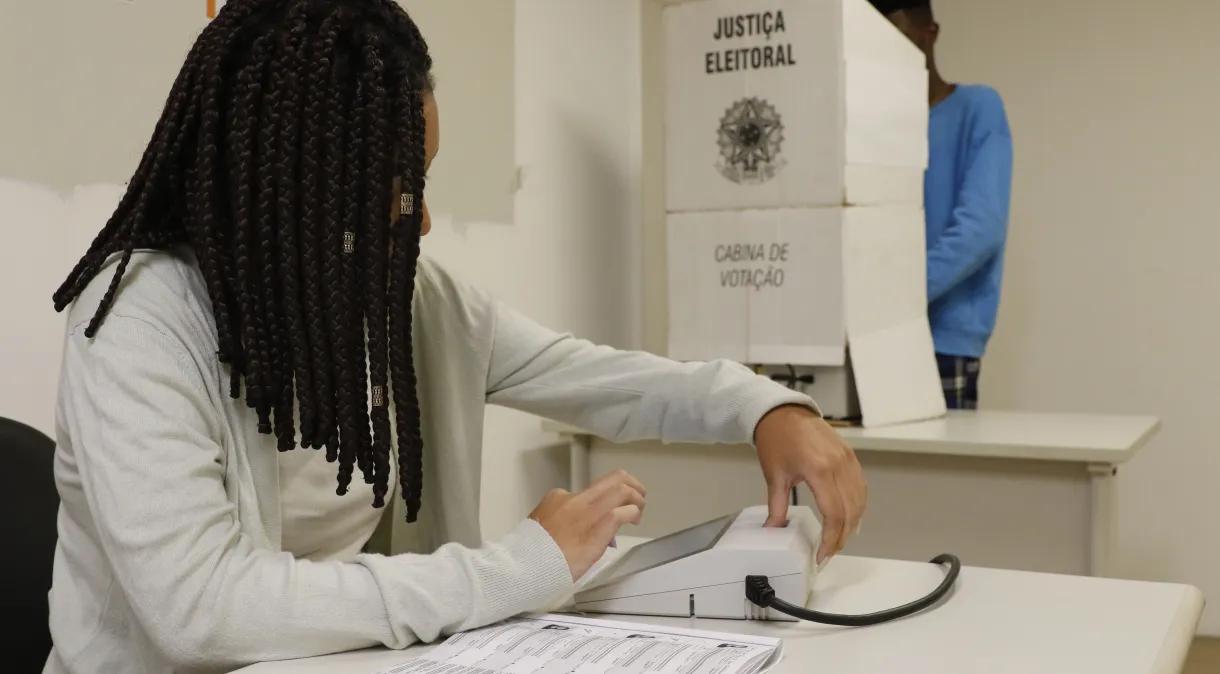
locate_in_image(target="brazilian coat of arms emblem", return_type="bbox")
[716,97,786,184]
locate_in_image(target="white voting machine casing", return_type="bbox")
[574,506,821,622]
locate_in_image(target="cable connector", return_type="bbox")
[745,575,776,607]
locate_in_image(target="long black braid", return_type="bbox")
[53,0,434,521]
[338,65,374,493]
[273,0,315,447]
[359,38,395,509]
[225,33,273,411]
[390,77,427,522]
[315,10,346,464]
[299,11,336,454]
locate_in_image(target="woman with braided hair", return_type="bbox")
[46,1,866,671]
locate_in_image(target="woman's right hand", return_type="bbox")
[529,470,647,581]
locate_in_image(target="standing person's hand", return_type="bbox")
[530,470,646,580]
[753,405,867,564]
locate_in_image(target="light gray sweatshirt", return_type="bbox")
[46,249,813,673]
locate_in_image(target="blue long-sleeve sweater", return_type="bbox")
[925,84,1014,358]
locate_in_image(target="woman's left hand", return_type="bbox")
[753,405,867,565]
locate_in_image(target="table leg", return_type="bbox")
[1088,463,1118,577]
[569,433,592,491]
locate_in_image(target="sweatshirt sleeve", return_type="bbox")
[58,315,572,671]
[485,301,819,446]
[926,98,1014,303]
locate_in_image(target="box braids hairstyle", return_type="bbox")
[52,0,434,522]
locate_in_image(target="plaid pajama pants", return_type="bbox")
[937,354,981,410]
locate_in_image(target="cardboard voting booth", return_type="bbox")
[663,0,945,427]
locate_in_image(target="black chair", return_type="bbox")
[0,417,58,671]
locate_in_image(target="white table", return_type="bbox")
[835,410,1159,463]
[236,551,1202,674]
[545,411,1161,576]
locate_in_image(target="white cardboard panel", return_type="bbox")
[745,209,845,365]
[845,58,928,169]
[748,344,845,366]
[664,0,844,212]
[667,212,750,362]
[842,205,927,337]
[850,319,945,427]
[842,0,927,66]
[667,209,846,366]
[843,165,924,206]
[664,0,927,212]
[669,204,942,425]
[840,205,943,426]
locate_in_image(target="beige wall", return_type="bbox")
[0,0,516,211]
[463,0,645,538]
[641,0,669,356]
[0,1,204,190]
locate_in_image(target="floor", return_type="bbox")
[1184,637,1220,673]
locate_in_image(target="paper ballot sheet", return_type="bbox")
[377,613,783,674]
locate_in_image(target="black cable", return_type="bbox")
[769,364,815,389]
[745,554,961,626]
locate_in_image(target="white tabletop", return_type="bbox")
[543,410,1161,465]
[235,553,1201,674]
[837,410,1160,464]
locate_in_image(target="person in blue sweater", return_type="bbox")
[873,0,1014,409]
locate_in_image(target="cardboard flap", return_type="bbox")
[840,205,944,425]
[850,319,946,427]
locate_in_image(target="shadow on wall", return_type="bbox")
[0,179,124,436]
[553,112,634,342]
